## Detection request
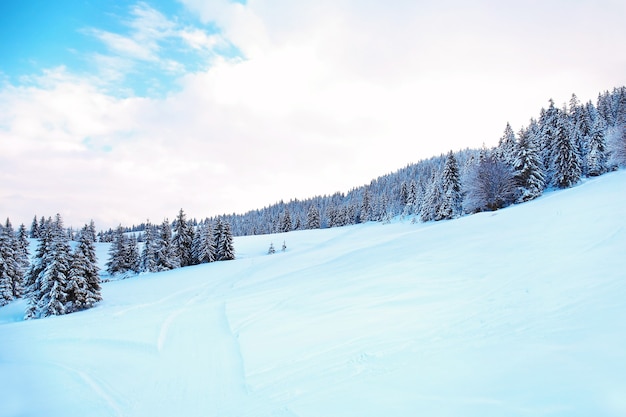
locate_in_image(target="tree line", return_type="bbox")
[218,87,626,233]
[0,210,235,319]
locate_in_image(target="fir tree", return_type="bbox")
[25,214,72,319]
[140,223,159,273]
[215,219,235,261]
[438,151,463,220]
[587,117,608,176]
[551,108,582,188]
[280,208,292,233]
[106,226,140,276]
[307,205,321,229]
[67,222,101,313]
[0,219,23,304]
[192,221,216,264]
[30,216,40,238]
[268,242,275,255]
[155,219,179,271]
[513,128,545,202]
[172,209,194,268]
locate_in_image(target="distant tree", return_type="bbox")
[282,241,287,252]
[106,226,140,276]
[280,208,292,233]
[267,242,275,255]
[307,205,321,229]
[16,224,30,281]
[25,214,72,319]
[30,216,40,238]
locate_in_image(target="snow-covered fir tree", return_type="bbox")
[0,219,24,304]
[513,127,545,202]
[140,222,159,273]
[438,151,463,220]
[192,220,216,264]
[66,221,101,313]
[279,207,292,233]
[551,107,582,188]
[25,214,73,319]
[214,219,235,261]
[156,219,180,271]
[420,170,444,222]
[587,117,608,176]
[496,123,517,164]
[106,226,140,276]
[267,242,275,255]
[173,209,195,268]
[307,205,321,229]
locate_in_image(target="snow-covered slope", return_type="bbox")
[2,171,626,417]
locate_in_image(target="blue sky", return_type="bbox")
[1,0,626,229]
[0,0,237,96]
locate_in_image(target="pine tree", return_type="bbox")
[551,108,582,188]
[30,216,40,238]
[192,221,216,264]
[438,151,463,220]
[67,222,101,313]
[16,224,30,283]
[173,209,194,268]
[496,123,517,164]
[513,128,545,202]
[155,219,179,271]
[279,208,292,233]
[140,223,159,273]
[25,214,72,319]
[215,219,235,261]
[106,226,140,276]
[267,242,275,255]
[307,205,321,229]
[420,171,442,222]
[587,117,608,176]
[0,219,23,305]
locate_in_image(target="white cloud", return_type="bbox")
[2,0,626,229]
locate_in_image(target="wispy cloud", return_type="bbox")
[80,2,228,95]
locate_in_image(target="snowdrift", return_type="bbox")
[1,171,626,417]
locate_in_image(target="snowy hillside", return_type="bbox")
[1,171,626,417]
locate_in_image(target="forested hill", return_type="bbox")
[211,86,625,236]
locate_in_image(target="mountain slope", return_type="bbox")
[1,171,626,417]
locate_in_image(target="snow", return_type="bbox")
[2,171,626,417]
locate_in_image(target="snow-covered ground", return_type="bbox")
[2,171,626,417]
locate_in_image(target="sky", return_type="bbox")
[1,0,625,230]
